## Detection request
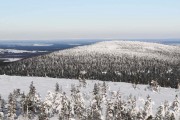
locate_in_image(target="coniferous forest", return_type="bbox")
[0,44,180,88]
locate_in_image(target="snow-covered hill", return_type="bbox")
[1,41,180,88]
[0,75,180,119]
[54,40,180,61]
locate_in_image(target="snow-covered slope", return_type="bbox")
[0,75,178,111]
[1,41,180,61]
[54,40,180,61]
[0,75,180,119]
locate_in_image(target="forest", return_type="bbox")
[0,51,180,88]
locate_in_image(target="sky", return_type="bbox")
[0,0,180,40]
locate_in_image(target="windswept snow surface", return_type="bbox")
[0,75,179,116]
[54,40,180,61]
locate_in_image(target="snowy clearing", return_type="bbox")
[0,75,180,119]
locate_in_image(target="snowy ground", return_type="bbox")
[0,75,179,115]
[0,58,22,62]
[0,49,46,54]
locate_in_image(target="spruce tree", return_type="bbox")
[170,113,176,120]
[143,95,153,119]
[55,82,60,93]
[0,95,5,120]
[171,95,179,113]
[154,105,164,120]
[93,83,99,95]
[23,81,41,119]
[38,104,48,120]
[7,93,17,120]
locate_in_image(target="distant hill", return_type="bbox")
[1,41,180,88]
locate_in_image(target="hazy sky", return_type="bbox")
[0,0,180,40]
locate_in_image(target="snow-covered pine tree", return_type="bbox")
[7,93,17,120]
[177,83,180,89]
[0,95,5,120]
[0,112,3,120]
[163,100,169,114]
[132,82,138,89]
[84,83,103,119]
[127,95,137,120]
[78,75,87,87]
[150,80,159,92]
[55,82,60,93]
[23,82,41,119]
[142,95,153,119]
[90,98,102,120]
[154,105,164,120]
[43,91,54,117]
[137,111,144,120]
[0,95,5,113]
[113,90,122,120]
[93,83,100,95]
[64,101,72,120]
[170,113,176,120]
[106,100,114,120]
[44,82,66,117]
[53,91,64,115]
[12,89,24,117]
[164,111,171,120]
[20,92,26,116]
[82,78,87,87]
[171,95,179,114]
[38,103,49,120]
[59,92,72,120]
[55,82,62,94]
[102,81,107,95]
[78,75,87,88]
[12,89,20,99]
[119,100,127,119]
[72,89,86,120]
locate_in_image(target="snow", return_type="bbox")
[0,75,179,116]
[0,49,35,54]
[0,49,47,62]
[32,44,53,46]
[0,49,46,54]
[68,43,82,46]
[54,40,180,61]
[0,58,22,62]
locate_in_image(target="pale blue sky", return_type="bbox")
[0,0,180,40]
